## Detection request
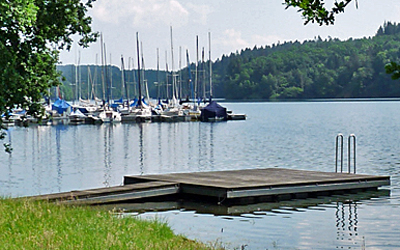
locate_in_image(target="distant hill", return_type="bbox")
[213,21,400,100]
[56,22,400,101]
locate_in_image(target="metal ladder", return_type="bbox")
[335,134,356,174]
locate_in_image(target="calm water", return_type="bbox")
[1,101,400,249]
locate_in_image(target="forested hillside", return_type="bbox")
[215,22,400,99]
[57,22,400,101]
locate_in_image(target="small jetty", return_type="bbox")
[29,168,390,206]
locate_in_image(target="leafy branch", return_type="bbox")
[283,0,355,25]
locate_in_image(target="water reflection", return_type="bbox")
[156,123,163,173]
[123,189,390,250]
[335,202,361,249]
[138,123,145,175]
[111,190,389,216]
[3,120,228,196]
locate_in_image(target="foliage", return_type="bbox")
[0,0,97,151]
[0,198,213,249]
[385,61,400,80]
[214,22,400,100]
[283,0,356,25]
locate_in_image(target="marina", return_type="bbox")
[1,100,246,127]
[30,168,390,206]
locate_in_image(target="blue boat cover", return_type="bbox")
[52,98,71,114]
[200,101,227,122]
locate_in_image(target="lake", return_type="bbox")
[1,101,399,249]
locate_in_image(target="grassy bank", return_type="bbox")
[0,198,216,249]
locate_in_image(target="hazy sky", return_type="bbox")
[59,0,400,69]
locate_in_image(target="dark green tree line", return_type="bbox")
[215,22,400,100]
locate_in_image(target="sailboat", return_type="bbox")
[69,107,87,124]
[183,49,201,121]
[97,34,121,123]
[159,27,189,122]
[121,32,152,122]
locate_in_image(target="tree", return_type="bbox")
[385,62,400,80]
[0,0,98,152]
[283,0,356,25]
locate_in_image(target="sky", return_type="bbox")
[59,0,400,70]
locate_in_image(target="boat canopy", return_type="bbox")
[70,108,86,118]
[52,98,71,114]
[200,101,227,122]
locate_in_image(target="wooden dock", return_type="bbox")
[124,168,390,201]
[30,181,179,205]
[30,168,390,205]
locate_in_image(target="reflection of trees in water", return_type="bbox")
[335,201,363,249]
[3,133,13,194]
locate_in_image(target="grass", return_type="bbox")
[0,198,218,250]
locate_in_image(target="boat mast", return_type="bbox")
[179,46,182,100]
[78,50,81,102]
[136,32,142,107]
[100,33,106,102]
[156,48,161,100]
[209,32,213,102]
[103,44,110,106]
[165,51,169,100]
[131,57,137,98]
[74,50,78,105]
[94,53,98,103]
[194,35,198,108]
[121,55,130,111]
[186,49,194,104]
[141,42,150,103]
[87,67,91,100]
[109,53,113,101]
[170,26,177,104]
[202,47,206,102]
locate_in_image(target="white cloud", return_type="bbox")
[186,3,213,25]
[219,28,250,51]
[91,0,190,28]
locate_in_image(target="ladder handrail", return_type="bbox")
[335,134,356,174]
[348,134,356,174]
[335,134,344,173]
